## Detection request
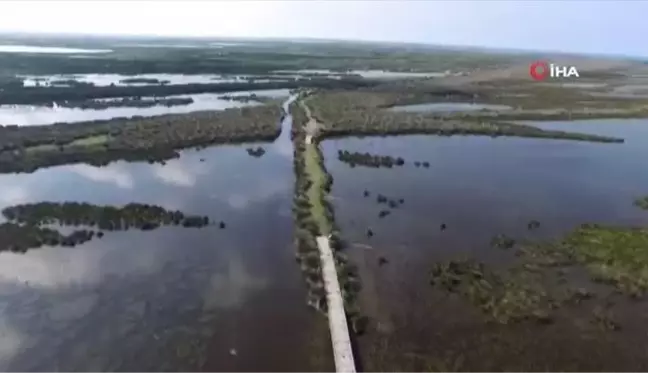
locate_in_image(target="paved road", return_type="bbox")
[316,235,356,373]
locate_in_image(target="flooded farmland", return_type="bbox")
[321,119,648,371]
[0,97,332,371]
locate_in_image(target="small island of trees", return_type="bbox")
[0,202,215,253]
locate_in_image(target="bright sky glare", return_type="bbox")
[0,0,646,57]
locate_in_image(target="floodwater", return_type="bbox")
[274,69,447,79]
[0,45,112,54]
[0,89,290,126]
[0,96,332,371]
[387,102,512,113]
[20,74,289,88]
[321,119,648,371]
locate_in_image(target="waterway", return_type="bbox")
[0,95,332,371]
[0,89,290,126]
[321,119,648,371]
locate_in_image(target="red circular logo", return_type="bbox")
[529,61,550,81]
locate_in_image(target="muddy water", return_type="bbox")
[0,97,332,371]
[321,119,648,371]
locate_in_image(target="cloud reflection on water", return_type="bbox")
[68,164,135,189]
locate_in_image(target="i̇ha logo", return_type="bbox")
[529,61,580,81]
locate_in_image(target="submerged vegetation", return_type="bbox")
[635,196,648,210]
[550,224,648,297]
[246,146,267,158]
[57,97,193,110]
[337,150,405,169]
[0,202,212,252]
[220,93,266,103]
[430,260,555,324]
[431,200,648,329]
[0,104,282,173]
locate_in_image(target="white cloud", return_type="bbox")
[223,177,288,210]
[0,186,28,206]
[0,1,645,56]
[151,159,208,187]
[202,250,266,310]
[68,164,134,189]
[0,318,26,369]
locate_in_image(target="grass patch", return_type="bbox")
[69,134,110,147]
[304,142,332,235]
[430,260,555,324]
[562,224,648,297]
[24,143,58,153]
[514,220,648,298]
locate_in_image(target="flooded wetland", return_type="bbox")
[2,33,648,371]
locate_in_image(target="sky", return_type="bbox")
[0,0,646,57]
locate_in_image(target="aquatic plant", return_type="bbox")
[246,146,266,158]
[58,97,192,110]
[337,150,406,169]
[591,305,621,331]
[430,259,555,324]
[490,234,516,249]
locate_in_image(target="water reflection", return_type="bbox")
[0,88,290,126]
[21,73,257,87]
[324,119,648,256]
[0,97,319,370]
[69,164,135,189]
[321,119,648,370]
[0,45,112,54]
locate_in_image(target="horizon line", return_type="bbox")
[0,30,645,61]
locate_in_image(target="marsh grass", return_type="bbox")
[430,259,555,324]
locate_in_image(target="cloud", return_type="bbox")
[0,318,25,369]
[222,177,288,210]
[202,250,266,310]
[151,160,208,188]
[68,164,134,189]
[0,1,646,56]
[0,186,28,206]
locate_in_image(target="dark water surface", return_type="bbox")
[0,97,332,371]
[321,119,648,371]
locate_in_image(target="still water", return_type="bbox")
[321,119,648,370]
[0,97,330,371]
[20,74,290,88]
[322,119,648,278]
[0,89,290,126]
[0,45,113,54]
